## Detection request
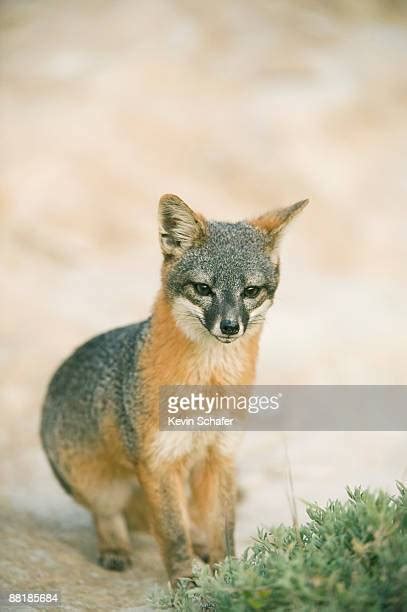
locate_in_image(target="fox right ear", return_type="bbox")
[158,194,207,257]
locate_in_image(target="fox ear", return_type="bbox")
[159,194,208,257]
[249,199,309,253]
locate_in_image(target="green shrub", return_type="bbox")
[149,483,407,611]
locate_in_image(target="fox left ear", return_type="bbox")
[158,194,208,258]
[249,199,309,253]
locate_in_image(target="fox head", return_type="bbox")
[158,194,309,344]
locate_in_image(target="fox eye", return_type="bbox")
[193,283,212,296]
[244,286,261,298]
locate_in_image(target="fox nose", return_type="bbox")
[220,319,240,336]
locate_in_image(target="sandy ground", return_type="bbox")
[1,1,407,609]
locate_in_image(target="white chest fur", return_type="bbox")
[151,430,242,466]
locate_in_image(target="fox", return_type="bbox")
[40,193,309,586]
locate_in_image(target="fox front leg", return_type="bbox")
[190,452,236,566]
[137,462,194,586]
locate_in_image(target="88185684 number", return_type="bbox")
[0,591,61,607]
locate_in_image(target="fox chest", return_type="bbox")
[174,339,250,385]
[143,326,255,465]
[151,430,242,466]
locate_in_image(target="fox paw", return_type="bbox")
[98,549,132,572]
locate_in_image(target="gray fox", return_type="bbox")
[41,194,308,585]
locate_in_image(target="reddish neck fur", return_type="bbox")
[140,290,261,386]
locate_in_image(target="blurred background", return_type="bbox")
[1,0,406,607]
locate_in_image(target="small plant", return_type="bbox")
[149,483,407,611]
